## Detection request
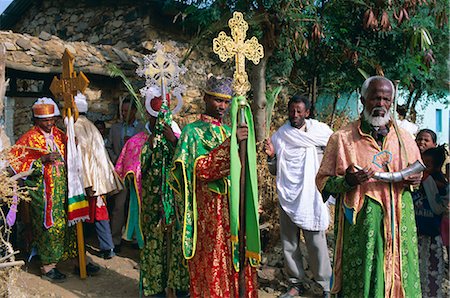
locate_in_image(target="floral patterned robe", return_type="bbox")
[11,126,77,264]
[171,115,257,298]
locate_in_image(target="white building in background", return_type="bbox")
[417,97,449,145]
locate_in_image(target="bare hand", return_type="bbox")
[403,173,422,187]
[236,125,248,143]
[41,152,61,164]
[264,138,275,158]
[162,123,177,145]
[345,165,375,187]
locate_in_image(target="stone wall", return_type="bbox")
[6,0,233,139]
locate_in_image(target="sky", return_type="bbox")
[0,0,13,14]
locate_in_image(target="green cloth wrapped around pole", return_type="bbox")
[230,95,261,271]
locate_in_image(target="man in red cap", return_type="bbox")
[11,98,77,282]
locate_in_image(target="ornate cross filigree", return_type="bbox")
[50,49,89,120]
[136,42,186,100]
[213,12,264,96]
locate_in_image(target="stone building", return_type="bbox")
[0,0,228,141]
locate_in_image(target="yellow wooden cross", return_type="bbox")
[49,49,89,279]
[213,12,264,97]
[50,49,89,120]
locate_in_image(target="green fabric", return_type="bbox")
[26,158,77,264]
[145,103,176,225]
[229,95,261,269]
[125,176,144,248]
[322,176,354,200]
[335,192,421,297]
[140,109,189,295]
[170,119,230,259]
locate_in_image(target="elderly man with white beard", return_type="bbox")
[316,76,423,298]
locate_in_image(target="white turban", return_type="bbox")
[74,92,88,113]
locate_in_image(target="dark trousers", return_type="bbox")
[95,219,114,251]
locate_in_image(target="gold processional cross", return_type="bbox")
[213,11,264,97]
[49,49,90,279]
[50,49,89,120]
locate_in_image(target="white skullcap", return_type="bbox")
[33,97,59,118]
[74,92,88,113]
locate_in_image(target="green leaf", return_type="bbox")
[107,64,146,121]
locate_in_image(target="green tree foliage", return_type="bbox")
[164,0,448,134]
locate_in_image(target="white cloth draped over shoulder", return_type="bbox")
[271,119,333,231]
[74,115,123,196]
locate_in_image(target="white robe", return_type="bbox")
[74,115,123,196]
[272,119,333,231]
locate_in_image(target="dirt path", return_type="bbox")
[8,240,286,298]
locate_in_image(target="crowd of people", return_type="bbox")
[6,75,449,298]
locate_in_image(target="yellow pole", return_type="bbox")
[67,107,87,279]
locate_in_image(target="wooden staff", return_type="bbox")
[213,12,264,296]
[50,49,90,279]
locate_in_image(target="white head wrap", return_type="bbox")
[74,92,88,113]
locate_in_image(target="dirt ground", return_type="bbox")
[6,237,286,298]
[5,228,449,298]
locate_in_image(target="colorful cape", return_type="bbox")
[170,115,231,260]
[114,131,147,248]
[10,126,83,227]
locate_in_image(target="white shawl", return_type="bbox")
[272,119,333,231]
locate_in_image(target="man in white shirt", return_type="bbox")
[264,95,332,298]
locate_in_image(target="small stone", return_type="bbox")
[114,41,128,49]
[15,37,32,50]
[3,41,16,51]
[112,20,123,28]
[141,40,153,51]
[112,47,128,62]
[47,7,58,14]
[89,35,100,44]
[69,14,78,22]
[77,22,88,32]
[38,31,51,41]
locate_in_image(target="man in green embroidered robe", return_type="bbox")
[316,76,422,298]
[171,76,258,297]
[116,90,189,296]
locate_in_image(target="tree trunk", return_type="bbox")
[329,93,340,128]
[410,89,423,123]
[310,76,318,118]
[250,55,269,142]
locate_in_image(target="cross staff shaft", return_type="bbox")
[213,12,264,97]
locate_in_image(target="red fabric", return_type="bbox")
[189,139,257,298]
[11,126,66,228]
[150,94,170,112]
[86,195,109,223]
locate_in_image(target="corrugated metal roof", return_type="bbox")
[0,0,34,30]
